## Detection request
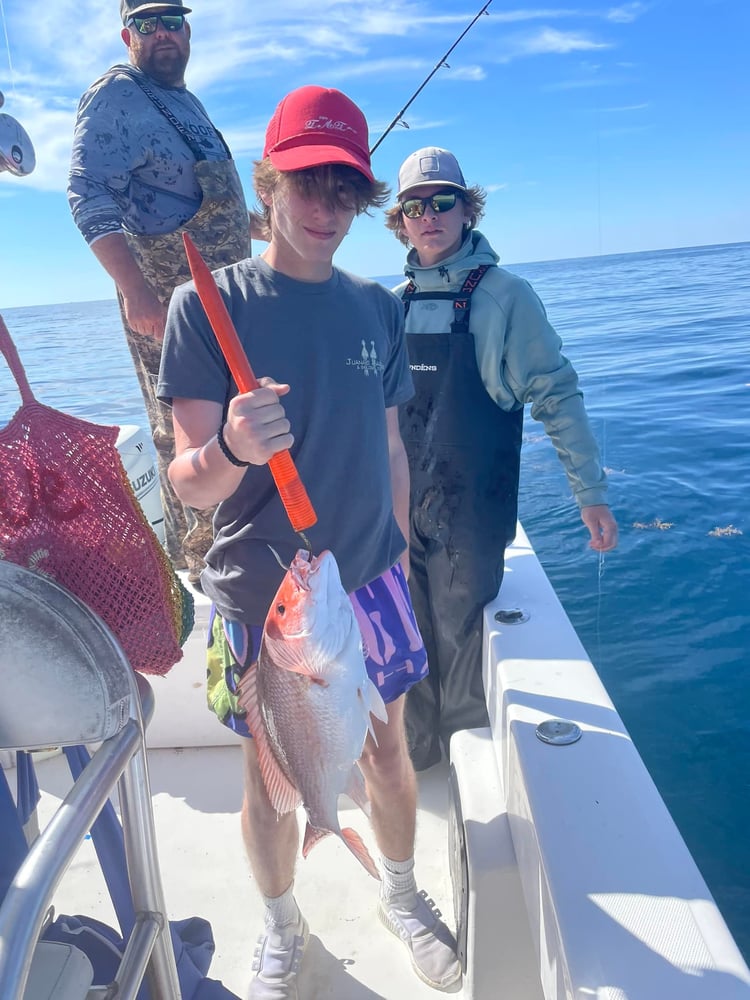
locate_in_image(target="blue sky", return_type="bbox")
[0,0,747,308]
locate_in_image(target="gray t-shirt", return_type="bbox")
[68,65,231,245]
[157,258,414,624]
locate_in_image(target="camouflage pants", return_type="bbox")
[118,315,212,576]
[121,158,250,578]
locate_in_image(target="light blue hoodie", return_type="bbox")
[394,230,609,508]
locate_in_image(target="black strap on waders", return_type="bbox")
[402,264,490,333]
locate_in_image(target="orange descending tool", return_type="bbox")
[182,232,317,533]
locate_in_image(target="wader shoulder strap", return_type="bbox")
[121,69,232,161]
[402,265,491,333]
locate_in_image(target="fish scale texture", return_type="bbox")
[258,644,368,831]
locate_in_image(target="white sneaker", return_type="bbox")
[378,889,462,991]
[248,915,309,1000]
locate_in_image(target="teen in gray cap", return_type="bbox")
[395,146,468,195]
[68,2,252,587]
[386,146,619,771]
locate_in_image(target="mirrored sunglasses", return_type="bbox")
[400,191,460,219]
[128,13,186,34]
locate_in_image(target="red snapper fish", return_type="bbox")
[240,548,388,879]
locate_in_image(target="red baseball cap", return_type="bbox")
[263,85,374,183]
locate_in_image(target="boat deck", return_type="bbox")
[9,523,750,999]
[32,745,489,999]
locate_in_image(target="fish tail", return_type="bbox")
[301,822,380,882]
[302,821,332,859]
[341,827,381,881]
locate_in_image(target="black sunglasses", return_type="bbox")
[128,13,186,34]
[400,191,460,219]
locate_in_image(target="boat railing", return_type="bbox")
[0,560,181,1000]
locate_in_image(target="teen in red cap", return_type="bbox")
[158,86,461,998]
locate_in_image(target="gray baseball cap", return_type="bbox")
[397,147,467,199]
[121,0,192,25]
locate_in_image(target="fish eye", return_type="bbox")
[276,603,285,616]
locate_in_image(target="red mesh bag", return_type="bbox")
[0,313,193,675]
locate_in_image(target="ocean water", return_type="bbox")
[2,241,748,959]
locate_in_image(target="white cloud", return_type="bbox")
[377,117,452,133]
[319,57,431,81]
[606,3,648,25]
[544,75,626,90]
[513,27,613,57]
[599,124,651,136]
[443,65,487,82]
[595,102,650,112]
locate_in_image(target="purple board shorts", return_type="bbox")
[205,562,428,738]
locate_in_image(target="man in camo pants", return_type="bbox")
[68,0,252,584]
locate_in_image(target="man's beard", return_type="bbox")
[137,43,190,86]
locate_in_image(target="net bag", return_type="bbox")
[0,313,193,675]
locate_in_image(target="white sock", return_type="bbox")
[262,884,300,929]
[380,855,417,906]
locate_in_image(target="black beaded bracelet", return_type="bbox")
[216,421,250,468]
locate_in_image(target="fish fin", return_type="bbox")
[302,821,332,859]
[345,764,371,818]
[368,679,388,723]
[261,755,304,816]
[239,663,302,815]
[359,680,388,744]
[341,828,381,881]
[261,635,329,679]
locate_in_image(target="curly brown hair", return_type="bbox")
[383,184,487,247]
[253,159,390,241]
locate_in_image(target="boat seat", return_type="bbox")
[23,942,94,1000]
[0,560,181,1000]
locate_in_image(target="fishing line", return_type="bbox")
[593,100,607,667]
[370,0,494,155]
[595,104,603,257]
[594,387,607,668]
[0,0,15,92]
[596,516,605,666]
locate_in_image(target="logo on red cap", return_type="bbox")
[304,115,356,137]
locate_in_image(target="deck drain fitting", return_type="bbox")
[494,608,529,625]
[536,719,582,746]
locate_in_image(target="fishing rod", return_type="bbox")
[370,0,494,155]
[182,233,318,538]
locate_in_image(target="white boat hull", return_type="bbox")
[452,525,750,998]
